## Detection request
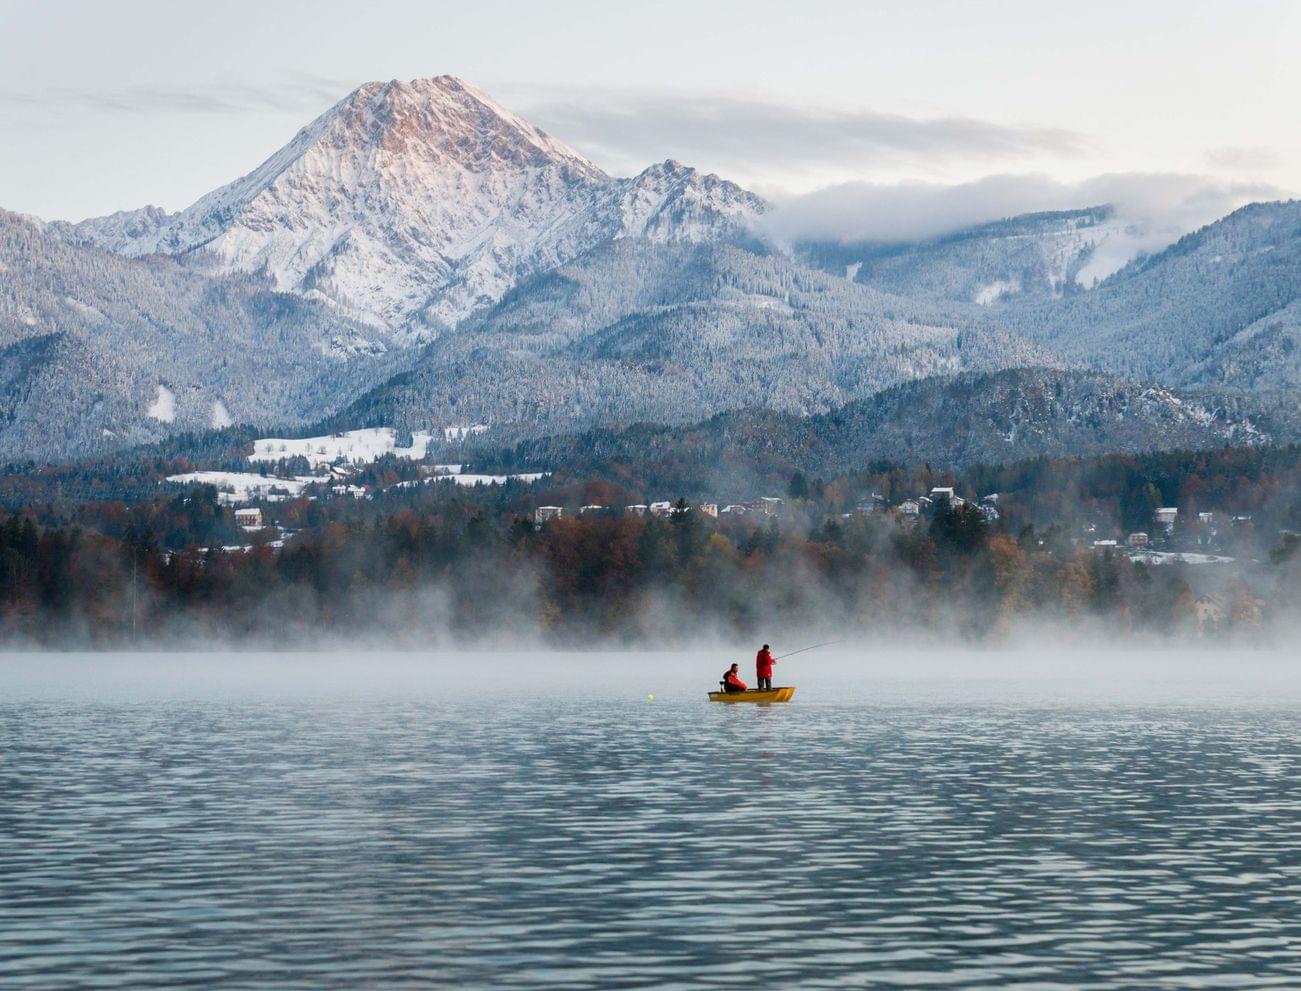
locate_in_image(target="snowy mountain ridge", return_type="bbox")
[61,77,765,341]
[8,76,1296,467]
[794,207,1131,305]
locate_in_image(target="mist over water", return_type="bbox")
[3,647,1300,988]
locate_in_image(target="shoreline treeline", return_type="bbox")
[1,448,1296,646]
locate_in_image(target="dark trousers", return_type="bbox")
[757,676,772,690]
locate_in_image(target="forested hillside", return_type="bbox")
[0,211,411,462]
[338,240,1055,435]
[796,207,1116,303]
[476,368,1299,491]
[997,201,1301,392]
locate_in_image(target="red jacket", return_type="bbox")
[724,670,748,691]
[756,648,775,678]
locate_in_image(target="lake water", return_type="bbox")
[3,649,1300,988]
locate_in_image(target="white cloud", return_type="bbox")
[760,172,1288,279]
[1203,145,1283,173]
[0,76,348,118]
[510,89,1088,182]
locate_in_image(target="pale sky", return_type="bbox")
[1,0,1297,225]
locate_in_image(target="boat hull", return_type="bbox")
[707,687,796,703]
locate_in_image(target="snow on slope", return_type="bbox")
[210,400,233,429]
[249,427,433,466]
[610,161,764,243]
[445,472,548,487]
[147,384,175,422]
[60,205,172,255]
[164,471,317,503]
[64,77,765,340]
[167,427,547,501]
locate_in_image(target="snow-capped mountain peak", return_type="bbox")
[615,160,766,242]
[60,77,766,340]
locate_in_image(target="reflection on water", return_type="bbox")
[2,660,1300,988]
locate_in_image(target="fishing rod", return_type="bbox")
[774,639,844,661]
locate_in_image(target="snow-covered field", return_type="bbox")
[443,472,548,487]
[165,471,318,504]
[249,428,434,466]
[167,425,549,505]
[1129,550,1238,566]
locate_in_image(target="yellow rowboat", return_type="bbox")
[707,686,796,703]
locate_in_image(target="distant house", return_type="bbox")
[977,503,1000,523]
[1194,594,1224,629]
[856,493,886,515]
[743,496,784,517]
[1155,507,1179,529]
[626,504,648,517]
[930,486,965,507]
[1092,539,1118,550]
[980,493,999,506]
[1195,512,1221,545]
[579,504,605,516]
[699,503,719,518]
[721,504,746,516]
[898,500,920,516]
[534,506,563,525]
[235,507,263,529]
[1127,532,1150,547]
[649,501,674,518]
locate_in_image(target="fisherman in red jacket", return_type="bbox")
[755,644,775,691]
[722,663,748,693]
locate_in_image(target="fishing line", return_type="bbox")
[773,639,845,660]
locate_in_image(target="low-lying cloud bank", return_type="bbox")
[761,172,1287,281]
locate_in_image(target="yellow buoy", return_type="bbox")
[647,693,655,701]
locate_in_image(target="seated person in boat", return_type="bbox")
[721,663,748,693]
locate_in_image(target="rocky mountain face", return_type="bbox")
[59,77,764,343]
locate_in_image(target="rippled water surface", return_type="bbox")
[3,651,1301,988]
